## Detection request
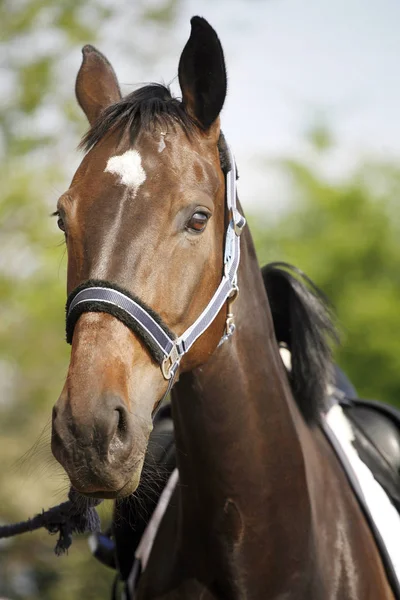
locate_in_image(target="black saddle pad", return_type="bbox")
[341,397,400,512]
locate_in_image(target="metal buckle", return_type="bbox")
[225,284,239,336]
[229,282,239,298]
[232,208,246,236]
[161,344,180,380]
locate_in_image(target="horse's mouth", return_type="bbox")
[71,459,144,500]
[81,476,141,500]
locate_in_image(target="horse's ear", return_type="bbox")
[76,45,122,126]
[178,17,227,130]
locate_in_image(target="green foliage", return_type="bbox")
[253,130,400,405]
[19,58,53,114]
[142,0,179,23]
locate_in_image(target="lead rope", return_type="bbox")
[0,487,102,554]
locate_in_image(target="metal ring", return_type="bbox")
[161,345,179,380]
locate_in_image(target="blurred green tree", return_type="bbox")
[252,125,400,406]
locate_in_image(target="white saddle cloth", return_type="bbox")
[327,404,400,587]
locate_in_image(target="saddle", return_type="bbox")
[91,371,400,595]
[342,397,400,511]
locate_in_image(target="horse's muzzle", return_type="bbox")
[51,392,147,497]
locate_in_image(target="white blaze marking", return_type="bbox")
[105,149,146,196]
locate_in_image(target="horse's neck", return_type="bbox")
[141,231,395,599]
[171,228,312,581]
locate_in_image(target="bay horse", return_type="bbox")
[51,16,394,599]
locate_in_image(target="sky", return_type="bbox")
[69,0,400,212]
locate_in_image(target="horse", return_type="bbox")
[50,16,395,599]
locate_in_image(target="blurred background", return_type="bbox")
[1,0,400,597]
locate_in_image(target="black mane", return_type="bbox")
[262,262,339,423]
[80,83,231,173]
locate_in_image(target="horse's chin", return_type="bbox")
[75,462,144,500]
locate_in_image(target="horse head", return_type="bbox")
[51,17,232,499]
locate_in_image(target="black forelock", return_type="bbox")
[80,84,193,152]
[79,83,231,175]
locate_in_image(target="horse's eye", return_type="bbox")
[57,217,65,232]
[186,212,209,233]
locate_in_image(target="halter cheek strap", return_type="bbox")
[66,142,246,381]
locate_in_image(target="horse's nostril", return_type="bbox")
[115,406,128,440]
[107,405,131,461]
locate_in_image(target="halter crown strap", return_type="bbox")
[66,142,245,380]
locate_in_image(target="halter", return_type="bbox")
[66,143,246,387]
